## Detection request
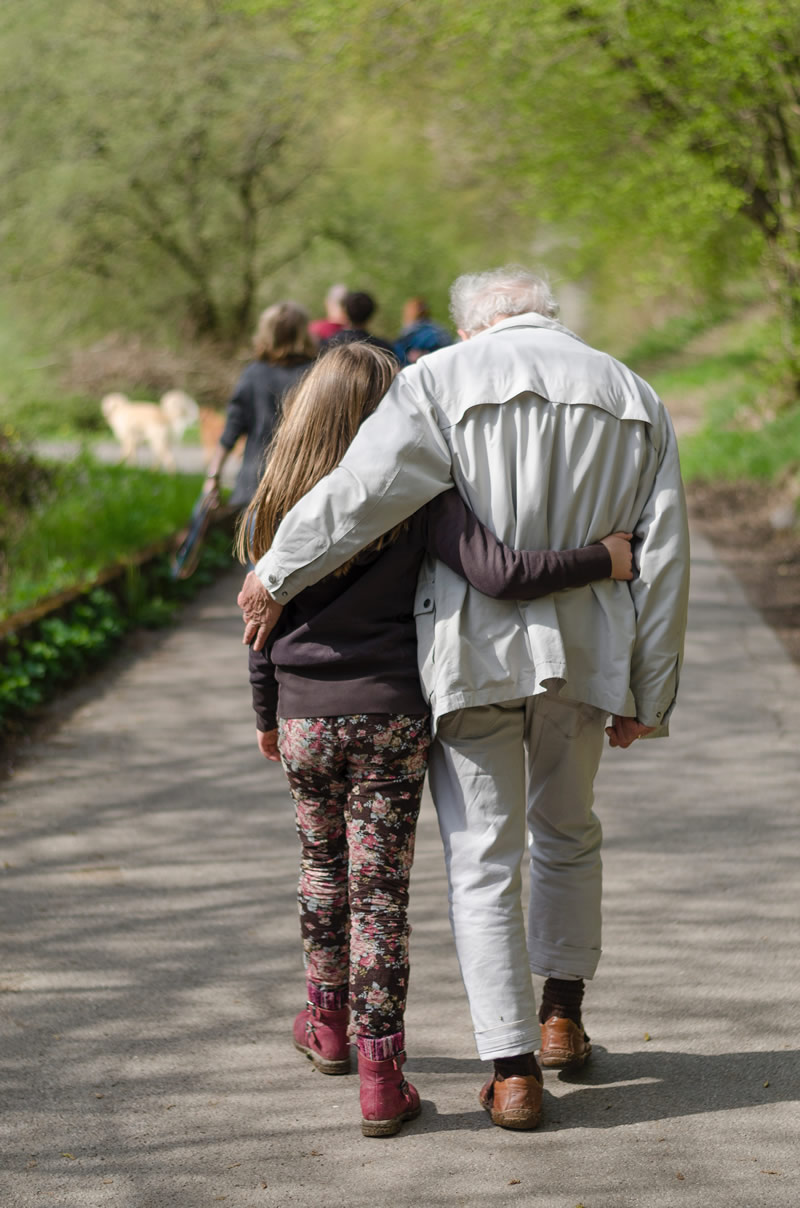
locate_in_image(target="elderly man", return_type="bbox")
[238,266,690,1130]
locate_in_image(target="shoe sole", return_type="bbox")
[487,1108,542,1130]
[479,1088,542,1130]
[539,1042,592,1070]
[293,1039,351,1075]
[361,1103,421,1137]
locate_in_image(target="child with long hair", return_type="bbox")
[237,342,632,1138]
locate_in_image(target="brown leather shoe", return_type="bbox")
[479,1074,542,1130]
[539,1016,592,1070]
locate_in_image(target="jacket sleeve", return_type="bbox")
[629,410,690,732]
[219,369,253,449]
[425,489,612,599]
[254,370,453,602]
[248,643,279,733]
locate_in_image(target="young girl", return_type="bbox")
[238,343,632,1138]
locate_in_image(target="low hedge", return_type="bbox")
[0,525,236,738]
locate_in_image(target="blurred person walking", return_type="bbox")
[394,297,453,366]
[309,283,348,344]
[323,291,397,357]
[203,302,316,511]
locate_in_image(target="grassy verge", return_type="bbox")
[2,454,207,618]
[678,406,800,482]
[0,441,241,736]
[0,528,235,734]
[627,306,800,486]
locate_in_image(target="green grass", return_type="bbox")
[0,528,236,730]
[626,303,800,484]
[0,308,174,439]
[679,407,800,482]
[623,304,734,366]
[10,392,108,439]
[647,349,762,397]
[2,454,209,618]
[0,310,101,439]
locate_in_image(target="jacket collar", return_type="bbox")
[479,311,588,345]
[440,311,657,427]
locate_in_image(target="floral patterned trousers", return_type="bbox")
[278,713,430,1039]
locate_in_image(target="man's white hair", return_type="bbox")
[449,266,559,336]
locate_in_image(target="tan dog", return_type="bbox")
[100,390,199,471]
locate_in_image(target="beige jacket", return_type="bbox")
[255,313,690,731]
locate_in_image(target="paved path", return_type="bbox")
[1,531,798,1208]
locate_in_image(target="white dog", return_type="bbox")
[100,390,199,471]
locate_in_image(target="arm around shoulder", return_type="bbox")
[256,370,454,603]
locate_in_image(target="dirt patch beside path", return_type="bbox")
[688,481,800,667]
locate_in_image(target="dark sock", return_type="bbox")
[493,1052,541,1081]
[538,977,585,1027]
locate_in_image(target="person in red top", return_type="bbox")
[308,283,348,343]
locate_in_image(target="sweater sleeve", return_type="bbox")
[424,488,612,600]
[219,369,253,450]
[248,644,279,732]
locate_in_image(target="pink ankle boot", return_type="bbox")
[293,1003,351,1075]
[358,1051,421,1137]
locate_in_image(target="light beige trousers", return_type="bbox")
[428,690,607,1060]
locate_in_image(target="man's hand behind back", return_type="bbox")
[605,715,655,748]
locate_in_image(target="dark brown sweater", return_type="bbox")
[249,488,611,730]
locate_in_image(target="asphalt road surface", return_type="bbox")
[1,529,798,1208]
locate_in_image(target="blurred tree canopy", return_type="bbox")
[0,0,498,352]
[1,0,331,345]
[4,0,800,387]
[249,0,800,379]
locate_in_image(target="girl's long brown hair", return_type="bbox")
[236,342,406,570]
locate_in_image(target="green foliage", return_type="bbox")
[0,589,126,720]
[239,0,800,388]
[8,394,105,440]
[6,0,800,410]
[0,305,104,437]
[653,353,763,406]
[633,304,800,482]
[680,408,800,483]
[1,0,328,345]
[0,527,235,730]
[624,307,738,369]
[0,454,205,617]
[0,429,56,598]
[0,0,496,352]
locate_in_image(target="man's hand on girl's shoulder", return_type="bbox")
[237,571,284,650]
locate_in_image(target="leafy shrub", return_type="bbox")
[1,453,205,617]
[0,528,235,732]
[0,430,56,597]
[15,393,108,439]
[61,333,239,407]
[0,588,128,721]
